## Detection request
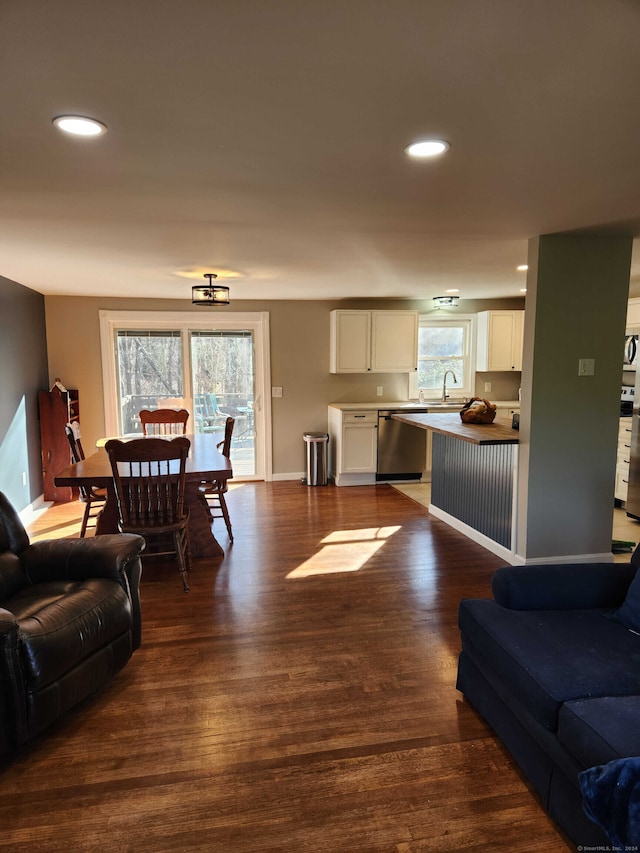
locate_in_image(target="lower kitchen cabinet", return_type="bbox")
[617,416,632,502]
[496,406,520,425]
[328,408,377,486]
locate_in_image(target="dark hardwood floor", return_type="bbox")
[3,482,573,852]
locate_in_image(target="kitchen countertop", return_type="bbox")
[391,411,520,445]
[328,400,520,412]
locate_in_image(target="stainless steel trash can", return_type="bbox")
[303,432,329,486]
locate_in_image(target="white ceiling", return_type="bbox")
[2,0,640,301]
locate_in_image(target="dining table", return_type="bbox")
[54,432,233,558]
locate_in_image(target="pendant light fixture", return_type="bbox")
[191,273,230,306]
[433,295,459,308]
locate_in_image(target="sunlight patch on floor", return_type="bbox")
[286,525,401,579]
[321,526,401,544]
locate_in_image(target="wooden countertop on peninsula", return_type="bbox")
[391,412,520,445]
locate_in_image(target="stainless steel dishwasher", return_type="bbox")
[376,409,429,481]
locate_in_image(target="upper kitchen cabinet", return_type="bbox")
[476,310,524,372]
[330,309,418,373]
[626,297,640,331]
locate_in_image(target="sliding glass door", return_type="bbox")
[190,331,255,477]
[116,330,184,433]
[102,311,270,481]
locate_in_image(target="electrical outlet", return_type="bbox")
[484,382,492,393]
[376,386,383,396]
[271,387,283,397]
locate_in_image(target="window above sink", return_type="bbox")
[409,315,474,402]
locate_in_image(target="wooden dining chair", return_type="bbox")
[200,416,235,543]
[105,436,192,592]
[64,423,107,537]
[139,408,189,436]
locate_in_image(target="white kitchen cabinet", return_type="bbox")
[329,310,371,372]
[495,406,520,424]
[330,310,418,373]
[476,310,524,372]
[627,298,640,329]
[616,417,633,503]
[342,412,378,472]
[370,311,419,372]
[328,407,377,486]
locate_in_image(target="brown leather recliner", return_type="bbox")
[0,491,144,757]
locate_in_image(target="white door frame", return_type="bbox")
[99,310,272,481]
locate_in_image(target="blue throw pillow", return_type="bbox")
[611,567,640,633]
[580,757,640,846]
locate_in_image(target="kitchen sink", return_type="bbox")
[425,401,464,409]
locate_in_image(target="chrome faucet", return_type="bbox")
[442,369,457,401]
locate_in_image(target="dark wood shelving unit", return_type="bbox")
[38,384,79,502]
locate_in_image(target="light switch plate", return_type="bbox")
[272,386,283,397]
[578,358,595,376]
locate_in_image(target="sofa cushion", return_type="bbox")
[610,566,640,633]
[558,696,640,768]
[580,756,640,847]
[459,599,640,730]
[0,551,27,601]
[10,579,132,691]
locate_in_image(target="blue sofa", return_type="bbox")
[457,556,640,847]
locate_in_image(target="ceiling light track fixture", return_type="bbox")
[192,273,230,306]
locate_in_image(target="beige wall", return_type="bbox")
[44,294,524,477]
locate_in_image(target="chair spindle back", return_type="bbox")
[105,437,190,528]
[139,408,189,436]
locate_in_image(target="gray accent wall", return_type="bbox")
[0,276,48,511]
[516,234,632,561]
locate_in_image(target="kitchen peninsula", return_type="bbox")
[393,412,520,561]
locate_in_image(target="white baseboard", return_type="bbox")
[510,551,615,566]
[428,503,615,566]
[19,494,51,526]
[428,504,514,563]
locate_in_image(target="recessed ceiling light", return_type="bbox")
[520,288,527,293]
[446,289,460,294]
[52,115,107,136]
[405,139,450,158]
[517,264,528,272]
